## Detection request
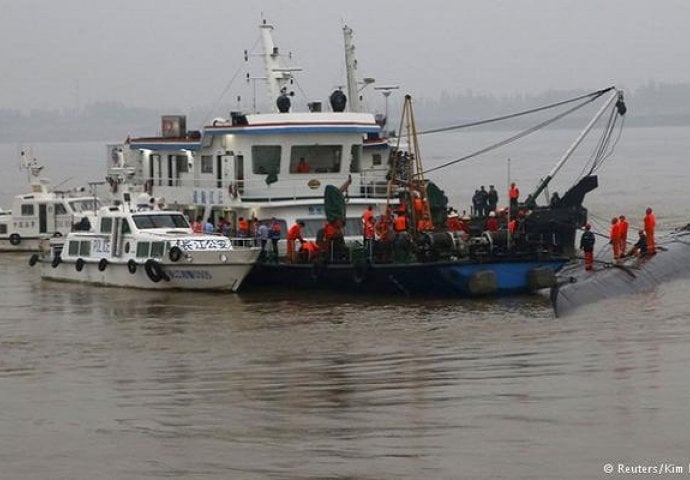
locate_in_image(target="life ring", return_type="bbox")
[51,255,61,268]
[352,260,369,284]
[98,258,108,271]
[75,258,85,272]
[144,259,164,283]
[9,233,21,246]
[127,259,137,274]
[28,254,39,267]
[168,246,183,262]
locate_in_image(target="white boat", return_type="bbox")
[1,150,103,251]
[103,21,394,255]
[31,192,261,291]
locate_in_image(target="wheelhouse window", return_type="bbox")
[350,144,361,173]
[21,204,34,216]
[132,214,189,230]
[100,217,113,234]
[55,203,68,215]
[79,241,91,257]
[252,146,281,174]
[290,145,342,173]
[201,155,213,174]
[373,153,382,166]
[69,199,102,213]
[68,241,79,256]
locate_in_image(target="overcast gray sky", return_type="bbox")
[2,0,689,113]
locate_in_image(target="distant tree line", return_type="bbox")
[2,82,690,142]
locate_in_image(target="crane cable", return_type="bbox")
[422,91,610,175]
[417,86,615,136]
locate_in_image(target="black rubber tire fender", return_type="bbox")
[168,246,183,262]
[127,259,137,274]
[98,258,108,271]
[9,233,21,246]
[75,258,85,272]
[144,259,164,283]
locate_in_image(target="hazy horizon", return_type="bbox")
[2,0,690,116]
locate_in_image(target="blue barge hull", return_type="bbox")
[246,258,567,297]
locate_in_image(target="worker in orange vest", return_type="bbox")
[237,216,250,237]
[618,214,629,257]
[644,207,656,254]
[609,217,621,261]
[362,205,374,227]
[286,221,305,263]
[394,212,408,233]
[417,214,433,232]
[509,182,519,213]
[300,240,319,262]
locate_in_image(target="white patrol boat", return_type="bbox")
[1,149,103,251]
[30,192,261,291]
[103,21,394,256]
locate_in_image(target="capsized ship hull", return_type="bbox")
[550,227,690,316]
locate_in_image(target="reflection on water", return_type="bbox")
[2,253,690,479]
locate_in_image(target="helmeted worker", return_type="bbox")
[484,211,499,232]
[644,207,656,254]
[509,182,519,212]
[618,214,629,256]
[287,221,305,263]
[609,217,621,260]
[580,223,595,271]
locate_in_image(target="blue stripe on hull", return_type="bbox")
[388,261,565,295]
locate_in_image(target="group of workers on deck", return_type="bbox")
[579,207,657,271]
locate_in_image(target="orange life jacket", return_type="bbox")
[394,215,407,232]
[644,213,656,230]
[509,186,519,200]
[287,224,303,241]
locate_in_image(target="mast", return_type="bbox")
[343,25,360,112]
[258,21,301,112]
[526,89,622,207]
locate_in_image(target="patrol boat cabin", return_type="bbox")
[32,192,261,291]
[1,151,102,251]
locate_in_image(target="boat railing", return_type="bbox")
[144,171,389,203]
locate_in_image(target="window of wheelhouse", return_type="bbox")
[21,204,34,216]
[201,155,213,174]
[349,144,361,173]
[100,217,113,234]
[55,203,67,215]
[152,154,162,186]
[290,145,342,173]
[252,146,281,175]
[372,153,382,166]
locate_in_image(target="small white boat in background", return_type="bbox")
[1,149,102,251]
[31,191,261,291]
